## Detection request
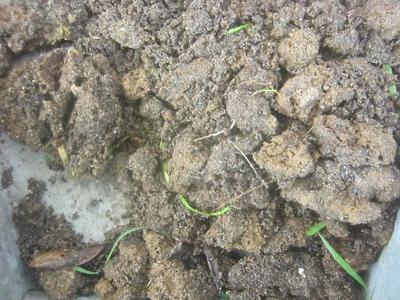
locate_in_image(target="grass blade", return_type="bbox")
[208,205,231,217]
[306,222,327,237]
[105,227,147,264]
[225,23,250,35]
[162,160,170,184]
[218,291,230,299]
[383,63,398,97]
[388,84,398,97]
[178,195,230,217]
[252,88,280,96]
[160,138,166,151]
[72,266,100,275]
[318,233,367,290]
[383,63,393,75]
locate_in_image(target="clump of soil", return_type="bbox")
[2,0,400,299]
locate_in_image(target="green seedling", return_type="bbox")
[306,221,327,237]
[178,195,231,217]
[72,266,100,275]
[252,87,280,97]
[225,23,250,35]
[383,63,398,97]
[319,234,367,290]
[218,291,230,299]
[73,226,147,275]
[162,160,170,184]
[160,138,166,151]
[306,222,368,291]
[389,84,398,97]
[383,63,394,75]
[105,227,147,263]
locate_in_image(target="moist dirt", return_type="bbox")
[1,0,400,299]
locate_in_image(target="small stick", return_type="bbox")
[194,130,226,142]
[193,120,236,142]
[306,125,315,134]
[229,119,236,130]
[228,140,269,191]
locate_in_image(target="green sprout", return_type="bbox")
[224,23,250,35]
[218,291,230,299]
[306,221,327,237]
[383,63,398,97]
[306,222,368,291]
[72,266,100,275]
[105,227,147,263]
[178,195,231,217]
[73,226,147,275]
[160,138,166,151]
[383,63,394,75]
[162,160,170,184]
[252,87,280,97]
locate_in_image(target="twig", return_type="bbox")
[229,119,236,130]
[228,140,269,191]
[194,130,225,142]
[306,125,315,134]
[193,120,236,142]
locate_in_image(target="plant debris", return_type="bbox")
[29,245,104,271]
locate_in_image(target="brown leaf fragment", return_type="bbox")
[29,244,104,271]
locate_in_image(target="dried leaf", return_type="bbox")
[29,244,103,271]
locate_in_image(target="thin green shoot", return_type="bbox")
[225,23,250,35]
[318,233,368,290]
[389,84,398,97]
[178,195,230,217]
[72,266,100,275]
[383,63,398,97]
[252,88,280,97]
[105,227,147,264]
[306,221,326,237]
[73,226,147,275]
[160,138,166,151]
[218,291,230,299]
[162,160,170,183]
[306,222,368,292]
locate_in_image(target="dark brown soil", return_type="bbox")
[1,0,400,299]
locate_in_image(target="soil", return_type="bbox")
[1,0,400,299]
